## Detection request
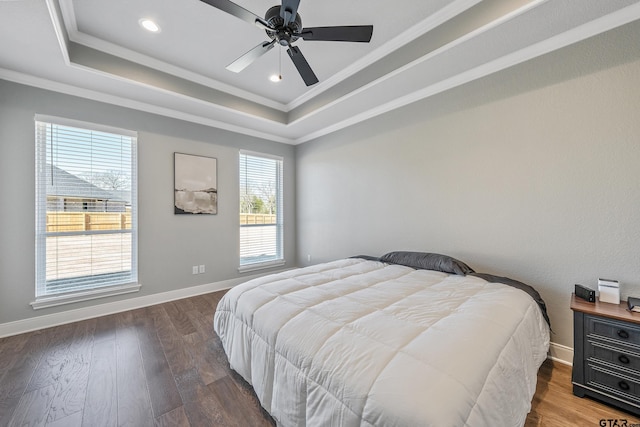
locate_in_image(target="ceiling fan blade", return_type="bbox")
[299,25,373,42]
[199,0,271,29]
[280,0,300,26]
[226,40,276,73]
[287,46,318,86]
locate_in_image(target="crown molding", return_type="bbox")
[295,0,640,143]
[56,0,288,112]
[285,0,483,110]
[55,0,482,114]
[288,0,547,130]
[22,0,640,144]
[45,0,70,63]
[0,68,295,144]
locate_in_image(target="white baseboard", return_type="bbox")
[0,281,578,368]
[548,341,573,366]
[0,275,260,338]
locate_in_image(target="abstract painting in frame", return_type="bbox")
[174,152,217,214]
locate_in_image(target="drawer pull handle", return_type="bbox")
[619,355,631,364]
[617,329,630,339]
[619,380,630,391]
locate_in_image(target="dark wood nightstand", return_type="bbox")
[571,293,640,415]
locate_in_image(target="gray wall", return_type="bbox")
[0,80,295,325]
[3,21,640,351]
[296,21,640,349]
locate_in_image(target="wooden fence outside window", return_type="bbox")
[46,212,131,232]
[240,214,277,225]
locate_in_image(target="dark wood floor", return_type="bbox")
[1,290,639,426]
[0,290,274,427]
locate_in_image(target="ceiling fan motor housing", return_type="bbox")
[265,5,301,46]
[201,0,373,86]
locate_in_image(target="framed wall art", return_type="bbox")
[174,152,217,214]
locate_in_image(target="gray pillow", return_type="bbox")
[379,251,474,276]
[349,255,380,261]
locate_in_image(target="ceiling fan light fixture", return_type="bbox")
[199,0,373,86]
[139,18,160,33]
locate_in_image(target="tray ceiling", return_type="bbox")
[1,0,640,144]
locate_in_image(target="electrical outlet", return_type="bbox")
[192,266,198,275]
[199,264,205,274]
[307,254,311,262]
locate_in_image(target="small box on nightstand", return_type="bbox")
[598,278,620,304]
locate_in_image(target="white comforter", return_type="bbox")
[214,258,550,427]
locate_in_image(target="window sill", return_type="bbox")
[238,260,286,274]
[31,282,141,310]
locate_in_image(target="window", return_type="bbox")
[34,116,138,308]
[239,151,284,271]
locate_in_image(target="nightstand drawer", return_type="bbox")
[587,315,640,347]
[586,363,640,403]
[588,340,640,372]
[572,295,640,416]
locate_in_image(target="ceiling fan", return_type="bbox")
[199,0,374,86]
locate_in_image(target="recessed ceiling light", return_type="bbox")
[139,18,160,33]
[270,74,282,82]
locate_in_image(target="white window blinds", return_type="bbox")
[239,151,284,270]
[35,117,138,298]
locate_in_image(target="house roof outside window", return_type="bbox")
[45,164,126,202]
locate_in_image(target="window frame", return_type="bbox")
[32,115,139,309]
[238,150,285,273]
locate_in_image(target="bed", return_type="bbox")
[214,252,550,426]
